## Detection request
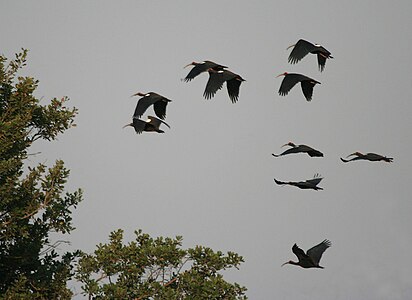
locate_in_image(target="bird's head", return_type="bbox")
[282,142,295,148]
[184,61,198,68]
[131,92,147,97]
[276,72,288,78]
[347,152,362,157]
[281,260,295,267]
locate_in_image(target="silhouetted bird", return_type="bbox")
[123,116,170,134]
[204,69,245,103]
[287,39,333,72]
[276,72,320,101]
[340,152,393,163]
[274,174,324,191]
[183,60,227,82]
[131,92,171,120]
[282,240,331,269]
[272,142,323,157]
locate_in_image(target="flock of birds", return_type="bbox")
[123,39,393,269]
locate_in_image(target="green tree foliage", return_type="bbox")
[0,49,82,299]
[76,229,247,299]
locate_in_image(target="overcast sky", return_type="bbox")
[2,1,412,299]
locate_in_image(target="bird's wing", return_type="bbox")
[147,115,170,129]
[203,71,225,99]
[305,176,323,186]
[292,244,308,262]
[307,240,331,265]
[132,117,146,134]
[133,95,159,118]
[226,77,242,103]
[278,74,302,96]
[279,147,300,156]
[317,54,327,72]
[153,100,168,120]
[288,39,315,64]
[308,149,323,157]
[300,81,316,101]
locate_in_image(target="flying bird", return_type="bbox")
[204,69,245,103]
[282,240,331,269]
[183,60,227,82]
[272,142,323,157]
[131,92,171,120]
[277,72,320,101]
[123,116,170,134]
[274,174,324,191]
[340,152,393,163]
[287,39,333,72]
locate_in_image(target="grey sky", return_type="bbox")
[2,1,412,299]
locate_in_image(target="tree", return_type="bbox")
[1,49,247,299]
[76,229,247,299]
[0,49,82,299]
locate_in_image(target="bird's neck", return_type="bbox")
[288,260,300,266]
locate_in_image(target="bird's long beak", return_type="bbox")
[276,73,285,78]
[346,152,357,158]
[122,123,131,129]
[160,119,171,128]
[281,143,289,148]
[281,262,289,267]
[184,63,193,69]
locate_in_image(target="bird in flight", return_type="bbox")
[276,72,320,101]
[272,142,323,157]
[340,152,393,163]
[183,60,227,82]
[131,92,172,120]
[287,39,333,72]
[123,115,170,134]
[282,239,331,269]
[274,174,324,191]
[204,69,245,103]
